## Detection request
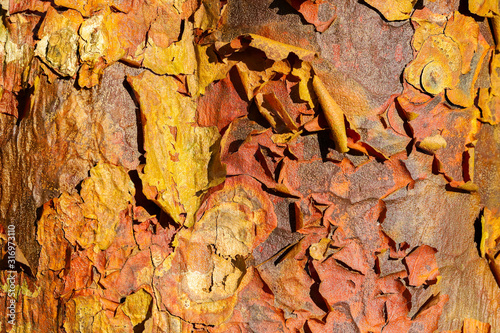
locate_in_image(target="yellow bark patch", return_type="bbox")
[35,7,83,77]
[120,289,152,326]
[405,34,461,95]
[128,71,225,227]
[63,295,103,333]
[312,75,349,153]
[143,22,197,75]
[80,163,135,250]
[418,134,447,153]
[481,209,500,259]
[364,0,417,21]
[469,0,500,17]
[194,44,234,97]
[243,34,316,62]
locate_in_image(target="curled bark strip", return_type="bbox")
[312,75,349,153]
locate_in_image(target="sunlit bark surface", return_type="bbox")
[0,0,499,332]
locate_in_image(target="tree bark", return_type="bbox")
[0,0,499,332]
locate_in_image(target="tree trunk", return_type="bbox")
[0,0,499,332]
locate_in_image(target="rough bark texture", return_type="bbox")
[0,0,499,332]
